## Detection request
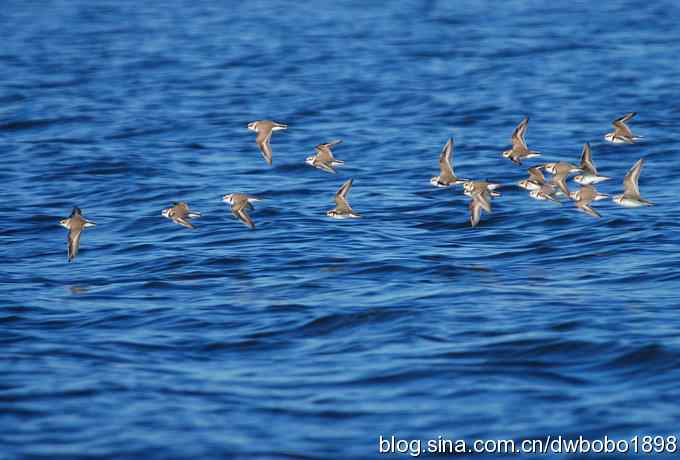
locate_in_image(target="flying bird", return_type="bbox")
[162,202,201,229]
[223,193,261,229]
[247,120,288,165]
[612,158,654,207]
[327,178,361,219]
[59,207,96,262]
[502,117,541,165]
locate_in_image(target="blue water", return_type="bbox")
[3,1,680,458]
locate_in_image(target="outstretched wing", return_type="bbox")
[233,207,255,229]
[438,138,455,179]
[256,129,273,165]
[580,142,597,175]
[527,166,546,184]
[511,117,529,151]
[623,158,644,199]
[68,228,82,262]
[469,199,482,227]
[612,112,636,138]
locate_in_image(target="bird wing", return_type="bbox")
[316,160,337,174]
[580,142,597,175]
[256,129,273,165]
[233,207,255,229]
[511,117,529,151]
[174,216,195,229]
[613,112,636,138]
[527,166,546,184]
[438,138,455,180]
[469,199,482,227]
[67,227,82,262]
[472,190,492,213]
[335,179,355,213]
[623,158,644,199]
[552,174,571,196]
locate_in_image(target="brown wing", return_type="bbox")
[67,227,82,262]
[438,138,455,180]
[174,216,195,229]
[472,190,492,213]
[233,205,255,229]
[612,112,636,138]
[315,140,341,162]
[174,202,190,217]
[334,179,354,214]
[256,129,273,165]
[552,174,571,196]
[580,142,597,175]
[469,199,482,227]
[511,117,529,152]
[527,166,546,184]
[623,158,644,199]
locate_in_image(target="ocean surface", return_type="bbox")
[2,1,680,458]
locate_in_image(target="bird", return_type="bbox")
[573,142,610,185]
[543,161,581,196]
[463,180,500,226]
[59,207,96,262]
[327,178,360,219]
[502,117,541,165]
[529,184,561,203]
[570,184,609,217]
[247,120,288,165]
[518,166,548,191]
[305,140,344,173]
[604,112,641,144]
[222,193,261,229]
[430,138,467,187]
[612,158,654,207]
[161,202,201,229]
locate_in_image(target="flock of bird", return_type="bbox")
[59,112,653,262]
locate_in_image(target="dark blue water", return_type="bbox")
[3,1,680,458]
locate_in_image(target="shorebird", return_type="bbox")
[305,140,344,173]
[247,120,288,165]
[327,178,360,219]
[612,158,654,207]
[502,117,541,165]
[604,112,641,144]
[161,202,201,229]
[463,180,500,227]
[518,166,548,191]
[59,207,96,262]
[430,138,467,187]
[570,184,608,217]
[223,193,261,229]
[543,161,581,196]
[574,142,610,185]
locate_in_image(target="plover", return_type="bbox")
[612,158,654,207]
[223,193,261,229]
[574,142,610,185]
[502,117,540,165]
[543,161,581,196]
[463,180,500,226]
[162,202,201,229]
[430,138,467,187]
[305,140,344,174]
[518,166,548,191]
[327,178,360,219]
[59,207,96,262]
[529,184,561,203]
[604,112,641,144]
[571,184,608,217]
[247,120,288,165]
